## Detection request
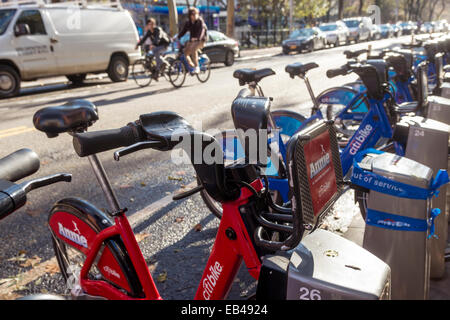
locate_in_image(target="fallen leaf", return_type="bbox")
[135,233,151,242]
[7,252,27,263]
[168,176,183,181]
[20,256,41,268]
[0,278,16,287]
[193,223,203,232]
[148,264,157,273]
[140,182,147,187]
[157,271,167,283]
[44,262,60,275]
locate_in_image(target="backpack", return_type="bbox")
[156,26,172,46]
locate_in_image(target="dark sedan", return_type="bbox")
[282,27,327,54]
[177,30,240,66]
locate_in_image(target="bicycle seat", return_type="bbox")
[385,54,412,81]
[33,100,98,138]
[424,41,439,62]
[395,101,418,114]
[233,68,275,86]
[343,49,367,59]
[139,111,194,150]
[285,62,319,78]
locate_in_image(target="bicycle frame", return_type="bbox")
[65,176,264,300]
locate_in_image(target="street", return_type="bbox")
[0,35,449,300]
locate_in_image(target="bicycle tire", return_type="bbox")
[196,61,211,83]
[49,199,143,298]
[132,59,152,88]
[168,59,187,88]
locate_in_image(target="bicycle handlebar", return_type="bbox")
[73,124,144,157]
[0,173,72,221]
[326,64,351,78]
[0,149,40,182]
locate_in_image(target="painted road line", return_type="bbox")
[0,180,199,297]
[0,126,35,139]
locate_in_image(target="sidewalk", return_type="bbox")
[238,46,282,60]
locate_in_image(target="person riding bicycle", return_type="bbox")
[173,7,207,74]
[136,18,171,80]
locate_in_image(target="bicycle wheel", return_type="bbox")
[132,59,152,87]
[49,200,143,297]
[168,59,187,88]
[196,60,211,83]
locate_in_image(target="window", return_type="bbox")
[15,10,46,35]
[209,31,227,42]
[0,9,16,35]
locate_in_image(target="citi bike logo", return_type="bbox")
[202,261,223,300]
[309,145,331,179]
[349,124,373,155]
[58,221,88,248]
[377,218,411,228]
[103,266,121,279]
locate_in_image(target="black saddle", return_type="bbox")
[285,62,319,78]
[33,100,98,138]
[233,68,275,86]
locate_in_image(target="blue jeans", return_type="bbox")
[153,45,168,70]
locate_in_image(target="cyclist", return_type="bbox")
[174,7,208,74]
[136,18,171,80]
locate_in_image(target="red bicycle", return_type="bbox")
[32,98,390,300]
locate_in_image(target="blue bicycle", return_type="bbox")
[168,40,211,88]
[199,60,409,218]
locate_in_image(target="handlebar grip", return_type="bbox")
[0,149,40,182]
[0,192,15,220]
[326,66,348,78]
[73,125,141,157]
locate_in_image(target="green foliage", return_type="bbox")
[293,0,330,22]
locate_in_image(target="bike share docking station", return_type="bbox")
[230,95,391,299]
[257,121,391,300]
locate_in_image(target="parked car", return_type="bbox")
[343,17,372,43]
[176,30,239,66]
[379,24,395,38]
[281,27,327,54]
[0,2,141,98]
[399,21,417,35]
[392,23,402,37]
[318,22,348,46]
[420,22,435,34]
[370,24,382,40]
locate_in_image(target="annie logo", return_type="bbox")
[58,221,88,248]
[309,146,331,179]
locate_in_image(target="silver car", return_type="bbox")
[319,21,349,46]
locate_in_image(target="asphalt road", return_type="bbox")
[1,35,445,300]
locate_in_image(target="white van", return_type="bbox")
[0,0,141,97]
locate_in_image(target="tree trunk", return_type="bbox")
[226,0,235,38]
[358,0,364,16]
[338,0,344,19]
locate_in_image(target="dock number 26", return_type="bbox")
[299,287,322,300]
